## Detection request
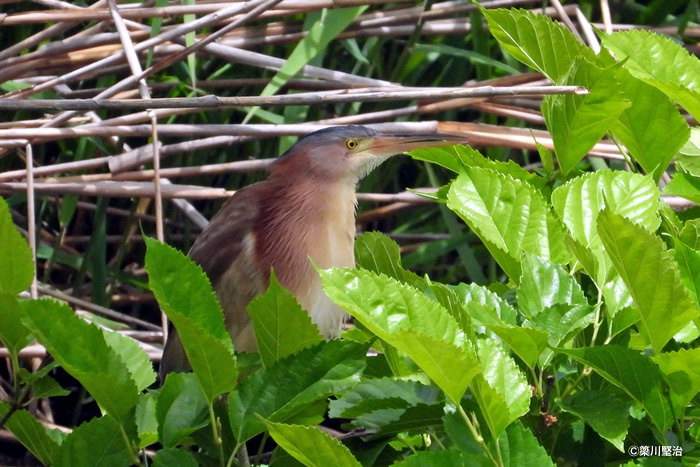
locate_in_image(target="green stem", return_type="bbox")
[430,431,447,450]
[118,422,142,467]
[558,368,590,401]
[493,434,504,467]
[589,287,604,346]
[0,402,18,431]
[0,375,33,431]
[397,436,418,455]
[254,431,269,466]
[226,443,242,467]
[209,403,225,467]
[457,404,502,467]
[676,413,685,445]
[610,135,636,173]
[10,352,20,396]
[528,365,542,398]
[228,443,250,467]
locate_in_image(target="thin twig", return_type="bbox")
[549,0,584,43]
[37,285,161,331]
[0,85,587,111]
[24,142,38,299]
[575,7,601,53]
[600,0,612,34]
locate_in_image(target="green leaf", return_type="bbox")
[472,339,530,439]
[609,72,689,181]
[181,0,196,88]
[535,139,555,178]
[0,80,31,92]
[262,419,362,467]
[0,293,32,354]
[248,270,323,368]
[455,145,549,192]
[414,43,520,74]
[482,324,549,369]
[354,232,423,288]
[246,6,367,122]
[664,170,700,204]
[152,448,198,467]
[454,284,545,366]
[428,284,473,339]
[135,392,158,448]
[30,374,70,400]
[453,283,518,326]
[542,59,630,175]
[320,268,479,403]
[56,414,137,467]
[321,267,468,344]
[20,299,139,420]
[517,254,587,319]
[410,145,545,193]
[392,450,486,467]
[270,446,307,466]
[608,306,640,339]
[680,219,700,250]
[652,348,700,416]
[0,403,60,465]
[341,38,369,65]
[525,303,595,365]
[0,197,34,295]
[157,372,208,448]
[676,128,700,177]
[597,209,698,352]
[601,29,700,120]
[393,329,480,404]
[499,422,555,467]
[447,167,569,281]
[145,0,169,68]
[335,397,411,423]
[408,146,468,173]
[480,7,593,81]
[145,237,237,402]
[229,340,366,442]
[368,403,445,434]
[675,239,700,307]
[556,346,674,431]
[558,391,630,452]
[329,377,438,419]
[330,380,441,433]
[551,170,660,281]
[101,328,156,392]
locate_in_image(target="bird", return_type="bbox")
[159,125,465,377]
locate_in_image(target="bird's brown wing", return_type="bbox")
[159,185,268,378]
[188,186,261,282]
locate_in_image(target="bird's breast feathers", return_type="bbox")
[290,182,356,337]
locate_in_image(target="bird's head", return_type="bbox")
[269,125,466,183]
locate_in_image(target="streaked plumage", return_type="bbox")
[160,126,464,377]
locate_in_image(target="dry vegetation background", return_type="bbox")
[0,0,697,459]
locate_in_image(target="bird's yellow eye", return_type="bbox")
[346,139,358,149]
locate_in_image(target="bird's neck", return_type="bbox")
[256,176,356,337]
[306,179,358,268]
[258,175,358,274]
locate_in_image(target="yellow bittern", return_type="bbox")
[160,125,464,376]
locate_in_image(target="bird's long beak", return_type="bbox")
[364,133,467,157]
